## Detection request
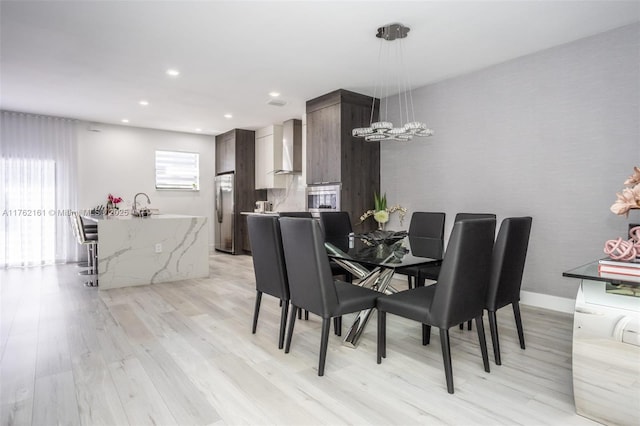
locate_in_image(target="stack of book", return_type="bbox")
[598,258,640,282]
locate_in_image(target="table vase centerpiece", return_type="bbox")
[359,192,407,231]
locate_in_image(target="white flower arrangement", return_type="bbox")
[359,192,407,230]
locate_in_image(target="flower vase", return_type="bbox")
[106,201,114,215]
[377,221,385,231]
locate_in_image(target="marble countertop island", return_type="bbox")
[85,214,209,289]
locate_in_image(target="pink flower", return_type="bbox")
[610,186,640,216]
[107,194,123,204]
[624,166,640,186]
[610,166,640,216]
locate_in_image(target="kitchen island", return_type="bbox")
[86,213,209,289]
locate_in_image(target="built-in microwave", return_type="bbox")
[306,184,341,218]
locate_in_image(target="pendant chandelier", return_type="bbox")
[352,23,434,142]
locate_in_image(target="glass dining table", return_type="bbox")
[325,230,442,348]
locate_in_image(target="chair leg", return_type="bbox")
[513,302,526,350]
[297,309,301,319]
[459,323,464,330]
[333,316,341,336]
[439,328,454,394]
[278,300,289,350]
[488,310,501,365]
[305,310,309,321]
[285,306,298,353]
[407,276,413,290]
[318,318,331,376]
[252,291,262,334]
[377,310,386,363]
[475,315,490,373]
[467,320,472,330]
[422,324,431,345]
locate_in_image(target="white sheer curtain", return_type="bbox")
[1,111,79,267]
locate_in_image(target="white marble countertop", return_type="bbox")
[240,211,280,216]
[85,213,204,221]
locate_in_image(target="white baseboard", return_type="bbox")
[391,276,575,314]
[518,291,575,314]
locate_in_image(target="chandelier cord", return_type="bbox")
[399,38,413,124]
[369,39,384,126]
[383,41,389,123]
[395,41,404,126]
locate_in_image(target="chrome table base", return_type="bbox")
[332,259,398,348]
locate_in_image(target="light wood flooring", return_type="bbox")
[1,252,599,425]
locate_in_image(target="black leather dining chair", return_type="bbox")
[319,211,352,250]
[279,217,380,376]
[278,211,313,218]
[277,212,313,320]
[376,218,496,394]
[486,216,533,365]
[319,211,354,292]
[417,213,496,286]
[394,212,446,289]
[412,213,495,331]
[246,215,290,349]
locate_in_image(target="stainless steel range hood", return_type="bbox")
[273,118,302,175]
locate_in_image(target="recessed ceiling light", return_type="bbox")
[166,69,180,77]
[269,92,280,97]
[139,100,149,106]
[224,114,232,119]
[195,128,202,132]
[121,119,129,123]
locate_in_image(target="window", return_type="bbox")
[155,150,200,190]
[1,158,56,267]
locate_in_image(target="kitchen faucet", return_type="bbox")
[133,192,151,216]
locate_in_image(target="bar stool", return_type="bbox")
[75,218,97,267]
[70,211,99,287]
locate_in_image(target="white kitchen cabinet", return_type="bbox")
[255,124,286,189]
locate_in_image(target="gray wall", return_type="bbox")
[382,23,640,300]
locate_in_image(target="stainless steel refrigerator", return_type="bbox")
[214,172,235,253]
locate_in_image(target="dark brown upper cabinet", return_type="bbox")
[306,89,381,231]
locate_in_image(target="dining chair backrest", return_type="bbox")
[247,215,290,301]
[455,213,496,222]
[429,218,496,329]
[279,217,338,318]
[407,212,446,259]
[319,211,352,252]
[278,211,313,218]
[486,217,533,311]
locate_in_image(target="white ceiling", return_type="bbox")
[1,1,639,135]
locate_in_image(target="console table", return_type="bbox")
[563,261,640,425]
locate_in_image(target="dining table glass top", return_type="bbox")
[324,230,441,269]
